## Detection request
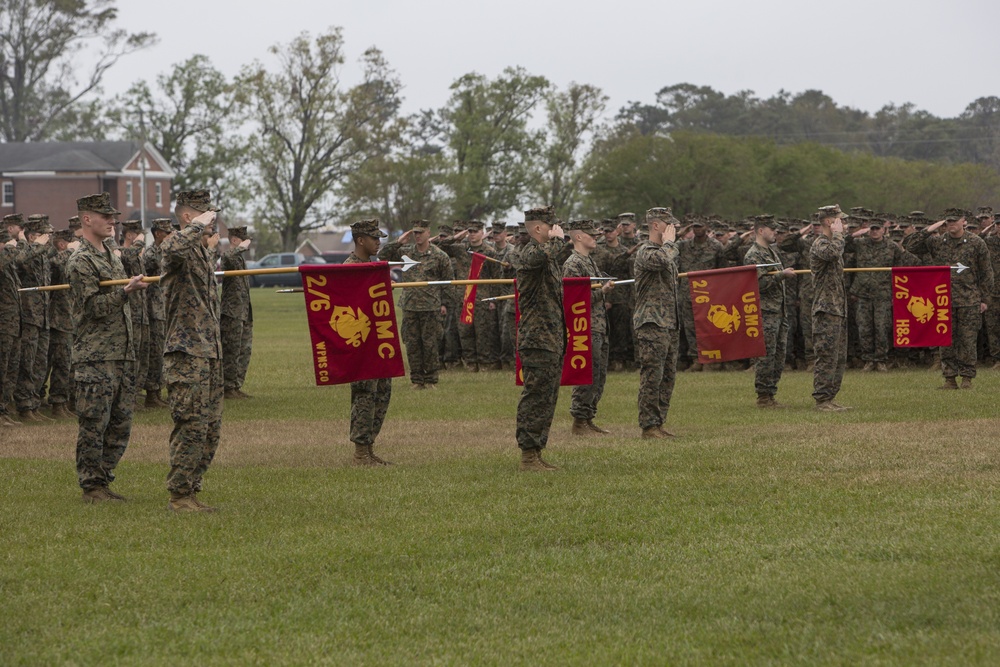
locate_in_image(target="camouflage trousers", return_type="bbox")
[46,329,73,405]
[811,312,847,403]
[516,348,563,451]
[607,302,635,365]
[499,300,516,364]
[350,377,392,447]
[635,323,679,430]
[942,305,981,379]
[401,310,442,385]
[221,315,254,391]
[678,286,698,361]
[145,318,165,392]
[983,296,1000,359]
[784,302,800,364]
[800,299,815,361]
[441,292,463,363]
[570,332,609,421]
[165,353,224,496]
[856,296,892,363]
[754,310,788,398]
[134,322,149,401]
[0,333,20,414]
[75,360,135,491]
[16,323,48,411]
[460,301,499,365]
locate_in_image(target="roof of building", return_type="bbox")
[0,141,173,175]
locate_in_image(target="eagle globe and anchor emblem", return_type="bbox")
[329,305,372,347]
[706,304,742,334]
[905,296,935,324]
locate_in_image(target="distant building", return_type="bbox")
[0,141,175,229]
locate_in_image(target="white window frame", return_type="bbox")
[155,182,163,207]
[1,182,12,207]
[126,181,134,207]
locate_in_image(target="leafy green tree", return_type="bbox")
[441,67,549,220]
[238,28,402,250]
[0,0,155,141]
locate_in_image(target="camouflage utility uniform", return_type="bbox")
[143,241,166,396]
[0,233,22,420]
[810,232,848,404]
[563,249,608,422]
[744,240,789,400]
[46,245,75,407]
[15,237,52,413]
[220,243,254,392]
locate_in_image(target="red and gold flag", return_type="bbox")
[891,266,952,347]
[460,252,488,324]
[298,262,405,385]
[687,265,767,364]
[513,277,593,386]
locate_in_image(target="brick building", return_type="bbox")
[0,141,174,229]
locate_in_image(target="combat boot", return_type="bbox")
[236,389,253,399]
[145,391,169,408]
[876,362,889,373]
[586,420,610,434]
[960,377,973,389]
[537,450,559,470]
[224,388,242,400]
[815,401,845,412]
[688,362,703,372]
[168,493,205,513]
[862,361,875,372]
[31,410,54,422]
[641,426,666,439]
[657,426,676,437]
[463,360,479,373]
[410,383,425,390]
[1,414,20,426]
[50,403,75,420]
[103,487,127,502]
[519,448,555,472]
[938,377,958,390]
[82,487,112,503]
[352,443,377,466]
[929,360,942,372]
[756,393,774,408]
[571,418,592,436]
[18,410,38,422]
[190,494,218,512]
[367,445,392,466]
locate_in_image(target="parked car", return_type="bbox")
[247,253,325,287]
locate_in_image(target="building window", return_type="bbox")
[1,182,12,207]
[155,182,163,207]
[126,181,134,206]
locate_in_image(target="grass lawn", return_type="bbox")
[2,289,1000,665]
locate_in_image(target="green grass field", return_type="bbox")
[3,289,1000,665]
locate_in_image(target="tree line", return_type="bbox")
[2,1,998,252]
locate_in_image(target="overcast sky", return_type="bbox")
[105,0,998,124]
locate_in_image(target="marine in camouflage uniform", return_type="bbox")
[615,213,640,367]
[564,220,612,435]
[845,219,919,371]
[595,218,634,371]
[512,206,565,471]
[15,215,54,421]
[904,209,994,388]
[744,216,794,407]
[0,214,23,426]
[975,207,1000,367]
[220,226,255,399]
[120,220,149,401]
[45,230,77,418]
[810,206,850,410]
[378,219,453,388]
[432,223,464,367]
[676,220,725,370]
[161,190,225,512]
[491,222,518,368]
[632,208,680,437]
[68,193,145,502]
[346,219,392,466]
[440,220,500,371]
[781,221,821,366]
[143,219,172,407]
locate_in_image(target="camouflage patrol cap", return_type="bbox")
[24,215,53,234]
[452,220,468,232]
[437,224,454,235]
[350,218,387,239]
[600,218,617,232]
[410,219,430,231]
[645,207,676,223]
[817,204,847,221]
[176,189,221,213]
[868,220,883,230]
[966,220,981,231]
[151,218,173,233]
[67,215,81,231]
[617,212,636,222]
[77,192,120,216]
[4,213,24,227]
[908,211,927,221]
[753,214,778,230]
[53,229,75,243]
[490,221,507,234]
[567,219,598,236]
[787,222,802,233]
[943,208,970,221]
[975,206,993,219]
[228,226,251,240]
[517,222,527,233]
[465,220,485,231]
[523,206,555,224]
[120,219,143,233]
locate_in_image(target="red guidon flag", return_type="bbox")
[891,266,952,347]
[298,262,405,385]
[460,252,488,324]
[514,277,593,386]
[687,265,767,364]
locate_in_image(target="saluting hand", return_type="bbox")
[207,233,220,250]
[549,224,564,239]
[67,240,81,251]
[238,238,252,250]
